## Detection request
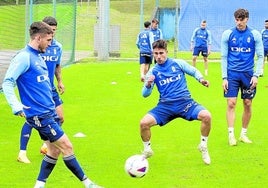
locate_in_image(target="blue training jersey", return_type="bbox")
[151,28,163,41]
[142,58,203,102]
[191,27,212,48]
[261,29,268,50]
[221,26,264,78]
[2,45,55,117]
[136,29,154,54]
[41,39,62,89]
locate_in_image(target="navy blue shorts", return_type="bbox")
[264,49,268,57]
[148,98,206,126]
[139,53,152,64]
[26,111,64,142]
[52,88,63,107]
[193,46,208,57]
[224,70,256,99]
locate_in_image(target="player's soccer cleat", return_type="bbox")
[198,145,211,165]
[88,183,104,188]
[229,135,237,146]
[142,148,154,159]
[17,153,31,164]
[40,143,48,155]
[239,135,253,144]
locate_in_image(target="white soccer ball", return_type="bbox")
[124,154,149,178]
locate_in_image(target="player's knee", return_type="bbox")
[227,99,237,109]
[140,119,150,131]
[200,110,211,123]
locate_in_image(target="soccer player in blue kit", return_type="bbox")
[2,22,102,188]
[17,16,65,163]
[221,8,263,146]
[260,19,268,76]
[136,21,154,82]
[140,39,212,165]
[150,18,163,42]
[151,18,163,64]
[190,20,212,76]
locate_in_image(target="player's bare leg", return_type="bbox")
[239,99,253,143]
[227,97,237,146]
[204,56,208,76]
[192,55,197,67]
[140,64,146,82]
[197,110,211,165]
[140,114,157,158]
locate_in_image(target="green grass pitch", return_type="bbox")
[1,60,268,187]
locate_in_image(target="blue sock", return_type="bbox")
[20,122,33,150]
[63,155,87,181]
[37,155,57,182]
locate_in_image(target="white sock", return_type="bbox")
[200,136,208,147]
[34,180,45,188]
[82,178,93,187]
[143,141,151,150]
[19,150,26,155]
[228,127,235,137]
[241,128,247,137]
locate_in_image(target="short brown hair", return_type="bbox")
[152,39,167,50]
[29,21,53,38]
[234,8,249,19]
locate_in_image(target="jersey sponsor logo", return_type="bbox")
[42,55,59,62]
[37,74,49,82]
[159,74,181,86]
[230,47,251,52]
[242,88,255,95]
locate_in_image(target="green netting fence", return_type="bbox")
[0,0,77,66]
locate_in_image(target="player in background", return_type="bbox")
[2,21,102,188]
[190,20,212,76]
[140,39,211,165]
[150,18,163,63]
[151,18,163,42]
[221,8,263,146]
[136,21,154,82]
[17,16,65,163]
[260,19,268,77]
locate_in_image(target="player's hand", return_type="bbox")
[222,79,228,93]
[145,75,155,88]
[200,79,209,87]
[250,76,258,89]
[58,83,65,95]
[15,110,26,117]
